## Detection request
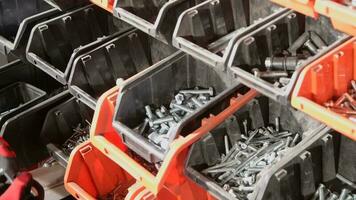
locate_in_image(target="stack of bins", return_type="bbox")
[227,11,348,104]
[26,4,131,84]
[292,38,356,140]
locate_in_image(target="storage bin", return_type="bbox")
[186,94,324,200]
[228,11,348,105]
[292,38,356,141]
[172,0,287,68]
[0,0,59,54]
[26,4,131,84]
[68,29,176,109]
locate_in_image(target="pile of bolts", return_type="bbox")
[140,87,215,151]
[311,184,356,200]
[252,31,327,88]
[62,122,91,155]
[202,118,301,199]
[324,80,356,121]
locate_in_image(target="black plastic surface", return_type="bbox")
[186,95,324,200]
[26,4,131,84]
[69,29,176,109]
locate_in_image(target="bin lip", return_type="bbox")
[0,4,59,52]
[171,0,288,68]
[67,28,138,109]
[227,10,350,103]
[184,116,328,200]
[26,4,124,85]
[113,0,185,37]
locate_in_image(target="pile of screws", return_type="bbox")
[139,87,214,151]
[202,118,301,199]
[62,122,91,155]
[252,31,327,88]
[311,184,356,200]
[324,80,356,121]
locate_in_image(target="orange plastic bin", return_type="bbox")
[292,37,356,141]
[64,140,135,200]
[90,86,257,199]
[315,0,356,36]
[90,0,115,12]
[270,0,318,18]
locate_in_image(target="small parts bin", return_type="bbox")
[0,91,72,168]
[97,81,256,195]
[0,0,59,54]
[64,141,135,200]
[186,94,324,200]
[172,0,286,68]
[292,38,356,141]
[113,0,206,43]
[113,51,240,163]
[314,0,356,36]
[90,0,115,12]
[0,82,46,129]
[228,11,347,105]
[253,130,356,199]
[26,4,130,85]
[40,97,94,167]
[68,29,176,109]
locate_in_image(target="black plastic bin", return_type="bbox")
[172,0,287,68]
[43,0,89,10]
[0,0,59,54]
[26,4,131,84]
[113,51,241,163]
[185,95,325,200]
[0,91,72,168]
[68,29,176,109]
[0,82,46,130]
[41,97,94,167]
[227,11,349,105]
[113,0,206,43]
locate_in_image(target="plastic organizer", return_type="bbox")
[40,97,94,167]
[113,0,208,43]
[68,29,176,109]
[186,94,325,200]
[0,91,72,168]
[228,11,348,105]
[172,0,287,68]
[292,37,356,141]
[0,0,59,54]
[26,4,131,84]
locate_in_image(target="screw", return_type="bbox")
[304,39,319,55]
[175,93,185,105]
[145,105,155,120]
[243,120,248,134]
[170,103,194,113]
[179,87,214,96]
[224,135,230,155]
[152,116,175,125]
[275,117,280,132]
[339,189,350,200]
[252,68,289,78]
[265,56,300,71]
[191,97,204,107]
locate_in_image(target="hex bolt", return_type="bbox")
[191,97,204,107]
[145,105,155,120]
[252,68,289,78]
[152,116,175,125]
[265,56,300,71]
[175,93,185,105]
[171,103,194,113]
[304,39,319,55]
[180,87,214,96]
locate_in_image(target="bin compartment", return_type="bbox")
[0,0,59,54]
[172,0,286,68]
[68,29,176,109]
[26,4,131,84]
[186,94,323,200]
[113,51,240,163]
[40,97,94,167]
[292,38,356,141]
[0,91,72,168]
[228,11,347,105]
[113,0,207,43]
[64,141,135,200]
[0,82,46,130]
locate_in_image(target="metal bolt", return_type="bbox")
[145,105,155,120]
[252,68,289,78]
[175,93,185,105]
[265,56,300,71]
[304,39,319,55]
[191,97,204,107]
[152,116,175,125]
[339,189,351,200]
[179,87,214,96]
[171,103,194,113]
[275,117,280,132]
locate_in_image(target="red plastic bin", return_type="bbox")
[292,37,356,141]
[90,0,115,12]
[90,86,257,198]
[270,0,318,18]
[315,0,356,36]
[64,140,135,200]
